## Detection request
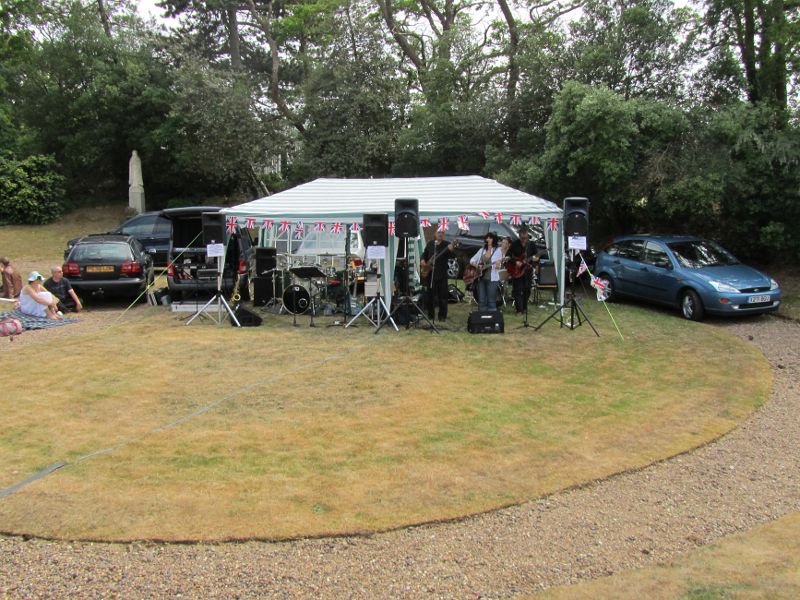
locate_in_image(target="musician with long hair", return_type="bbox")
[420,228,455,322]
[469,232,503,311]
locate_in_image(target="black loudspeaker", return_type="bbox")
[253,274,285,305]
[232,306,262,327]
[363,213,389,246]
[467,309,504,334]
[202,212,226,245]
[563,197,590,238]
[256,247,277,276]
[394,198,419,238]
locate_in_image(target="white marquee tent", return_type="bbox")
[223,176,565,309]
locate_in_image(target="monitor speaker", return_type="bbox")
[363,213,389,246]
[563,197,589,238]
[256,247,277,276]
[202,212,226,245]
[394,198,419,237]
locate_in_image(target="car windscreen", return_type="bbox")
[668,240,739,268]
[71,243,133,262]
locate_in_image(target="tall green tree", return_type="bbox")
[704,0,799,111]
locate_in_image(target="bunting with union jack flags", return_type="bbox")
[478,211,490,220]
[261,218,274,230]
[494,212,503,223]
[314,222,326,233]
[509,214,522,226]
[547,217,559,231]
[278,220,291,233]
[457,215,469,231]
[293,226,304,240]
[388,221,395,235]
[437,217,449,232]
[351,222,360,232]
[226,216,237,233]
[420,218,432,228]
[244,217,256,229]
[331,222,343,234]
[528,216,541,226]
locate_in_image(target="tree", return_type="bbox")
[703,0,799,112]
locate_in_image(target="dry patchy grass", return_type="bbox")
[0,204,127,265]
[0,300,771,542]
[536,511,800,599]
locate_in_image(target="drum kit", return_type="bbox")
[258,252,366,318]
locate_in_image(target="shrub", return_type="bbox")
[0,153,66,225]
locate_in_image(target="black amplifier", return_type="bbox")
[467,309,504,334]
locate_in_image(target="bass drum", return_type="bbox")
[282,284,311,314]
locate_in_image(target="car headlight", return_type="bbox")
[708,280,739,293]
[770,278,779,290]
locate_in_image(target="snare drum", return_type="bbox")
[282,284,311,314]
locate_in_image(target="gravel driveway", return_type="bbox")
[1,315,799,598]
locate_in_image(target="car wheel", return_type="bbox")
[239,275,251,302]
[681,289,705,321]
[446,257,462,279]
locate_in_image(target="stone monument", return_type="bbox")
[128,150,146,214]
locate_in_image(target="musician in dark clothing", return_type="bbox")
[508,226,540,314]
[421,229,455,322]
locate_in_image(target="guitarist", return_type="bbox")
[420,228,456,322]
[509,226,540,314]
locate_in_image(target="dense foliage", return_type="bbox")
[0,0,798,260]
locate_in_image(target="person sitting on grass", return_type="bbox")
[1,257,24,299]
[44,266,83,313]
[19,272,62,320]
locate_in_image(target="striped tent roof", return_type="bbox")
[223,176,561,221]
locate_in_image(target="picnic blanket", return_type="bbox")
[2,309,79,330]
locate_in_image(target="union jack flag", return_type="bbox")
[576,255,588,278]
[226,216,237,233]
[547,217,559,231]
[478,211,491,220]
[278,220,291,233]
[591,276,609,301]
[314,222,326,232]
[331,222,343,234]
[388,221,395,235]
[457,215,469,231]
[437,217,449,232]
[420,218,432,228]
[495,212,503,223]
[351,222,360,232]
[528,216,541,226]
[261,218,274,230]
[510,214,522,226]
[244,217,256,229]
[293,227,304,240]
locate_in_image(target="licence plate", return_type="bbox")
[748,295,770,303]
[86,265,115,273]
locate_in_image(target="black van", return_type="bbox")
[162,207,254,301]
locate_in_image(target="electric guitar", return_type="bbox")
[506,253,539,280]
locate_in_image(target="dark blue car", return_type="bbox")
[594,235,781,320]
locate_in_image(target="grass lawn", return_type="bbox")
[0,297,771,542]
[536,510,800,599]
[0,204,128,265]
[0,208,781,542]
